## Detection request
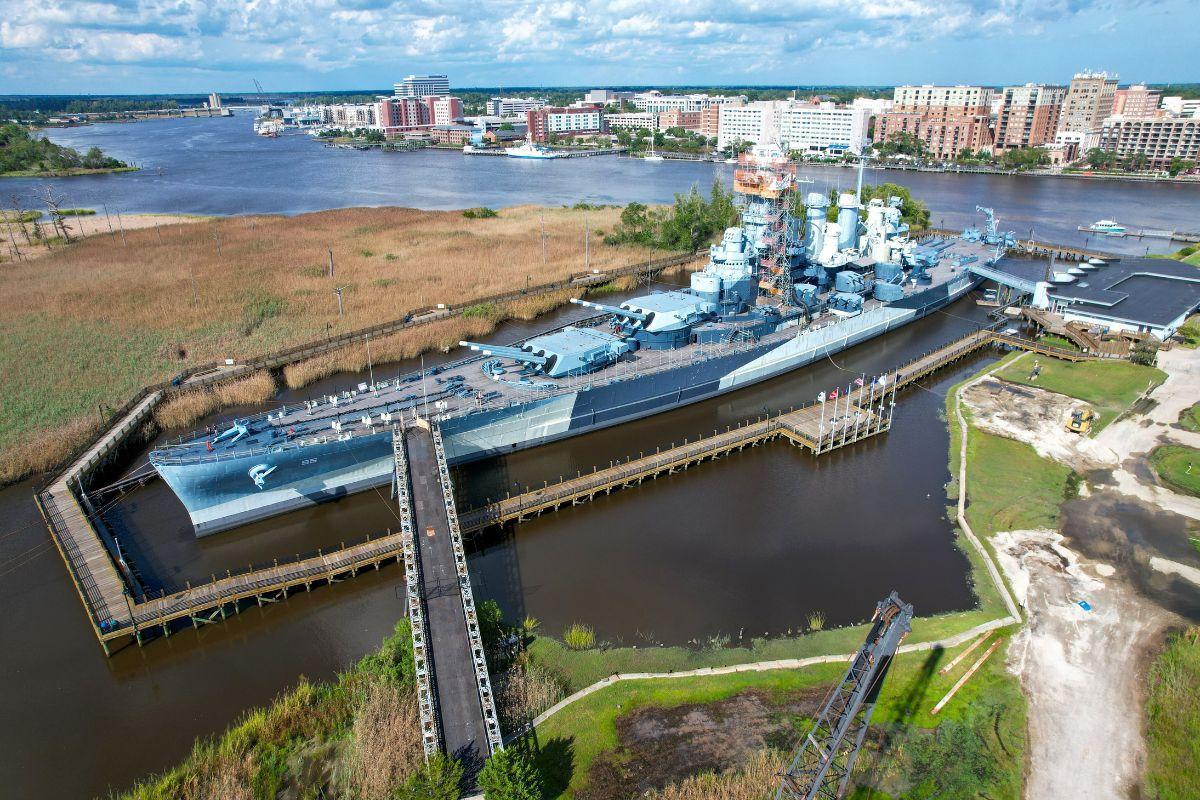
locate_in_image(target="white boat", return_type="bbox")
[1087,219,1126,235]
[643,145,664,162]
[507,135,560,159]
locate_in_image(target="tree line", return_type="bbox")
[0,123,129,174]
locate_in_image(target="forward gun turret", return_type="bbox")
[570,298,650,324]
[459,342,549,367]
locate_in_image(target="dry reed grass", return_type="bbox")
[0,415,100,485]
[643,748,782,800]
[495,655,568,731]
[0,206,663,483]
[282,288,577,389]
[153,370,278,431]
[346,679,424,800]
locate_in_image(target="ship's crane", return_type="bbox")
[777,591,913,800]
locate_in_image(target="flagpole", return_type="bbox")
[818,393,826,453]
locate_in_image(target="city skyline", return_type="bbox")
[0,0,1197,95]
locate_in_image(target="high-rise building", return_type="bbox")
[873,85,994,160]
[526,106,604,141]
[1096,116,1200,169]
[394,74,449,97]
[1111,83,1163,118]
[994,84,1067,150]
[486,97,546,117]
[633,92,738,113]
[1058,71,1118,134]
[717,100,869,154]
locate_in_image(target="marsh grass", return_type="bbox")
[644,749,783,800]
[0,205,660,483]
[153,371,278,431]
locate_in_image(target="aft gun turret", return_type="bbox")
[459,342,549,368]
[570,298,650,325]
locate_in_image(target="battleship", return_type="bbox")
[151,149,1014,535]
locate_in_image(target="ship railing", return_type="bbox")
[430,423,505,756]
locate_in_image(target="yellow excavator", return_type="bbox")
[1066,406,1099,434]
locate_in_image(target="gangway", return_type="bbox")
[777,592,913,800]
[397,421,503,769]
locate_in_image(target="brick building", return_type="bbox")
[872,85,994,160]
[994,84,1066,150]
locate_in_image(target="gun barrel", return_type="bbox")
[570,297,649,322]
[459,341,549,365]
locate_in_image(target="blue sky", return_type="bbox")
[0,1,1195,94]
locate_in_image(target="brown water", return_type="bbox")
[0,293,994,798]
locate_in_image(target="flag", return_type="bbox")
[829,388,839,400]
[879,374,889,386]
[817,391,826,403]
[854,377,864,387]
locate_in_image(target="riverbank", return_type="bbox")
[0,165,139,178]
[0,205,667,486]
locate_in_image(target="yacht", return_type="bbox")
[1086,219,1126,235]
[506,135,560,159]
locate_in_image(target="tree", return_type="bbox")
[478,747,542,800]
[499,122,514,131]
[999,147,1049,171]
[1086,148,1117,170]
[1168,157,1195,177]
[395,753,462,800]
[858,182,931,229]
[1131,337,1160,366]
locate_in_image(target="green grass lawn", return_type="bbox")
[1150,445,1200,497]
[1038,334,1080,351]
[995,357,1167,433]
[534,630,1025,799]
[1180,402,1200,433]
[1144,628,1200,800]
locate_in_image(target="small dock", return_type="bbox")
[1076,226,1200,243]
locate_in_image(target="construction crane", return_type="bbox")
[777,591,913,800]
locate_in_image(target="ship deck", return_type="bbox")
[153,236,995,466]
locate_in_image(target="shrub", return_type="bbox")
[478,746,542,800]
[358,619,416,688]
[806,611,826,632]
[462,207,499,219]
[58,208,97,216]
[563,623,595,651]
[395,753,462,800]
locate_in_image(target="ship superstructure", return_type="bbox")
[151,150,1010,535]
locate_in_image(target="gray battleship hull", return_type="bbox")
[156,273,978,536]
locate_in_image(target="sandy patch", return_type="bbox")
[995,529,1175,800]
[1,212,208,260]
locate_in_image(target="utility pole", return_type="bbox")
[335,285,347,316]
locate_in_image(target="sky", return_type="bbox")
[0,0,1196,95]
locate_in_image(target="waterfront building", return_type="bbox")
[606,112,658,132]
[429,96,464,125]
[873,85,994,160]
[526,106,604,141]
[395,74,449,97]
[779,102,871,155]
[430,124,475,145]
[331,102,379,129]
[701,101,735,138]
[717,100,869,154]
[1095,115,1200,169]
[1058,71,1118,134]
[486,97,546,116]
[1039,257,1200,339]
[994,84,1067,151]
[207,92,222,110]
[1112,83,1163,118]
[657,110,702,131]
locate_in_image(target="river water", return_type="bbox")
[10,114,1200,256]
[1,115,1195,798]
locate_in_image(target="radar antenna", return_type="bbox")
[777,591,913,800]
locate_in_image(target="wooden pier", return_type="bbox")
[36,322,1093,655]
[458,326,1089,533]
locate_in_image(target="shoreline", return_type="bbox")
[0,165,139,179]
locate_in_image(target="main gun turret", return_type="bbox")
[570,298,651,325]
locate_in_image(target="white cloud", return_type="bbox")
[0,0,1188,91]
